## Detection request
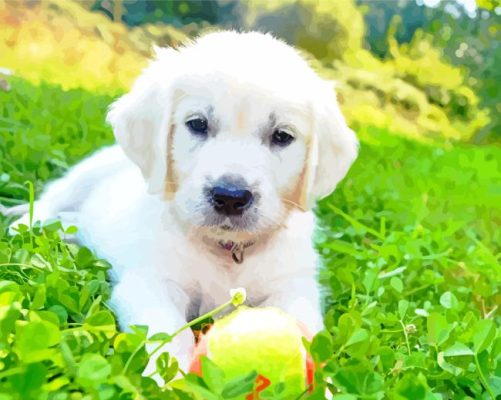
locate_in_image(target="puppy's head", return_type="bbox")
[107,31,358,241]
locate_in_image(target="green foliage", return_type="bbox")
[1,75,499,398]
[332,19,488,142]
[0,220,189,398]
[229,0,491,142]
[0,79,116,204]
[358,0,500,143]
[239,0,364,62]
[314,126,500,398]
[0,0,189,92]
[1,0,496,143]
[94,0,238,28]
[359,0,437,58]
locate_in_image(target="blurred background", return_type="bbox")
[0,0,499,144]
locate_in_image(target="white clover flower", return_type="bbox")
[405,323,417,334]
[230,287,246,306]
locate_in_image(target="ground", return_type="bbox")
[0,77,499,399]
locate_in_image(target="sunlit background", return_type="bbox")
[0,0,499,144]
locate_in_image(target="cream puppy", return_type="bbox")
[10,31,358,373]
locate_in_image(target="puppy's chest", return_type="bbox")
[195,286,269,320]
[190,258,272,315]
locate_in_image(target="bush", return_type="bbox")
[240,0,364,62]
[0,0,187,92]
[239,0,490,142]
[0,0,491,142]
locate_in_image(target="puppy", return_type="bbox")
[10,31,358,373]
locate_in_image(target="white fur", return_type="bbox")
[10,31,358,377]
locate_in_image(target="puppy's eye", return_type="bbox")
[186,117,208,136]
[271,129,294,147]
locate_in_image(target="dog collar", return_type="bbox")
[218,240,255,264]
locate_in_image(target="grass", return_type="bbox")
[0,77,499,399]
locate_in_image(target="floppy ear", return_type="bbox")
[106,49,179,196]
[300,81,359,209]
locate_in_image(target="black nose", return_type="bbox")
[210,186,254,216]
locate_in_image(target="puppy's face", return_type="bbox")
[171,78,310,239]
[107,32,358,241]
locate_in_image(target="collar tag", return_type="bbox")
[218,240,254,264]
[232,247,245,264]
